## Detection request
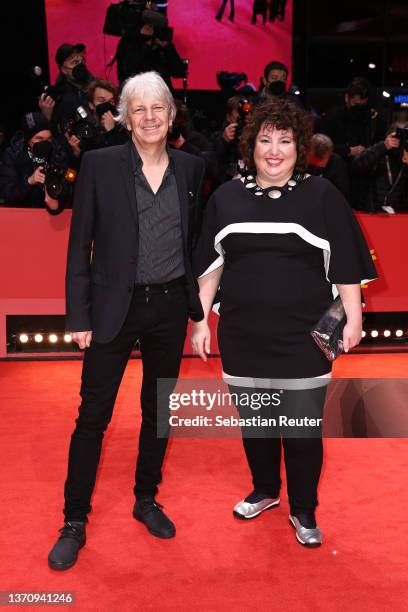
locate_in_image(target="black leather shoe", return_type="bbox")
[48,521,86,570]
[133,499,175,539]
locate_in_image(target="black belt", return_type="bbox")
[133,275,186,294]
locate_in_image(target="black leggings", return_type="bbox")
[229,385,327,515]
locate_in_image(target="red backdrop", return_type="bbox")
[0,208,407,357]
[44,0,293,90]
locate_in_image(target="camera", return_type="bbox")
[40,84,62,103]
[44,165,77,200]
[395,127,408,152]
[95,102,119,119]
[65,106,99,149]
[235,98,253,141]
[217,71,248,93]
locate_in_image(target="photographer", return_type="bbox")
[213,95,249,184]
[317,77,386,162]
[115,22,186,88]
[167,99,218,190]
[258,61,300,105]
[83,79,129,149]
[39,43,95,133]
[0,113,73,214]
[351,123,408,213]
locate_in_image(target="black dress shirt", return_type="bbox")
[131,144,185,284]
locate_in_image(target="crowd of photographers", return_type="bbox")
[1,40,408,214]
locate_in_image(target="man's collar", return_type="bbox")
[131,141,175,173]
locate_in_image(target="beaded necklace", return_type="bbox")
[240,171,305,199]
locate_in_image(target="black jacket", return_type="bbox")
[352,142,408,212]
[66,141,205,341]
[317,105,386,160]
[116,32,186,87]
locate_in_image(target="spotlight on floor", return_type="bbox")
[19,334,29,343]
[383,330,391,337]
[64,334,72,343]
[49,334,58,343]
[361,330,366,338]
[34,333,43,343]
[396,329,404,337]
[371,330,379,338]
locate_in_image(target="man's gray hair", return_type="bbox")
[117,71,176,127]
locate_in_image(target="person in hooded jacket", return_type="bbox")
[0,112,73,214]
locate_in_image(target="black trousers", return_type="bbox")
[63,278,188,522]
[229,385,327,516]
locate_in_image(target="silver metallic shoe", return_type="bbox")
[289,514,323,547]
[233,493,280,520]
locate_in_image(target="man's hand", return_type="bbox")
[38,94,55,120]
[223,122,238,143]
[349,145,366,157]
[44,188,59,210]
[71,331,92,349]
[100,110,116,132]
[28,166,45,186]
[155,37,169,47]
[384,132,400,151]
[140,23,154,37]
[65,131,81,157]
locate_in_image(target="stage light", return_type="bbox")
[383,330,391,337]
[361,331,366,338]
[294,89,300,95]
[49,334,58,343]
[382,90,391,98]
[350,58,354,63]
[396,329,403,337]
[19,334,29,343]
[64,334,72,343]
[371,330,379,338]
[34,333,43,343]
[368,63,376,69]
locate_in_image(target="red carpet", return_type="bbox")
[1,355,408,611]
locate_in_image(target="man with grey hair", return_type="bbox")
[48,71,205,570]
[308,133,350,199]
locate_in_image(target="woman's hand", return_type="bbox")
[342,320,362,353]
[191,320,211,362]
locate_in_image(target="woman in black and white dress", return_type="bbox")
[192,97,376,547]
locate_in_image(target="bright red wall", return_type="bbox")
[45,0,293,90]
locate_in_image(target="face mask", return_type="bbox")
[31,139,52,159]
[267,80,286,96]
[71,62,90,84]
[348,105,369,120]
[95,101,117,118]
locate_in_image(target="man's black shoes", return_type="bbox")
[48,521,86,571]
[133,498,176,539]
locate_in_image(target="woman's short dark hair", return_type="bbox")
[239,97,312,173]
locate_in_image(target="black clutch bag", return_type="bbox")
[310,296,346,362]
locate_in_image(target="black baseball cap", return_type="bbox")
[55,43,86,67]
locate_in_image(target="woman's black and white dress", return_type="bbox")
[194,175,377,388]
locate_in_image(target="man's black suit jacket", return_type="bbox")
[66,140,205,343]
